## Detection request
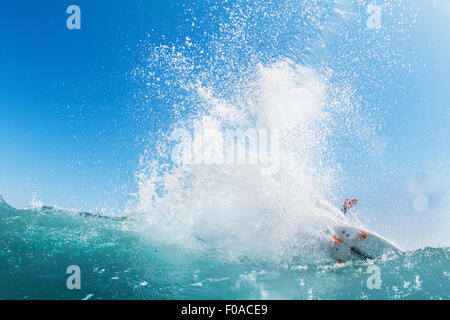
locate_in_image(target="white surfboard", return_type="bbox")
[328,225,400,262]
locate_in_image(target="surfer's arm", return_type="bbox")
[341,198,358,214]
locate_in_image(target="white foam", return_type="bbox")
[131,60,353,264]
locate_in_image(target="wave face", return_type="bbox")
[1,201,449,300]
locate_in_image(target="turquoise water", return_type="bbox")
[1,198,448,300]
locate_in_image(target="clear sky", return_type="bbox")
[0,0,182,210]
[0,1,448,247]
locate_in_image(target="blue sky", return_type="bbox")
[0,1,181,210]
[0,1,448,247]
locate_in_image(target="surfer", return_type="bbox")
[341,198,358,214]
